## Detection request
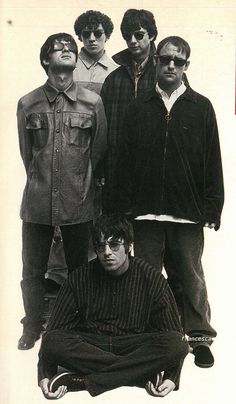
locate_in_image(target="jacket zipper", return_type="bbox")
[161,112,171,210]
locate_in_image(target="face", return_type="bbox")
[156,43,189,92]
[95,234,130,276]
[125,27,154,62]
[81,23,107,56]
[46,39,77,72]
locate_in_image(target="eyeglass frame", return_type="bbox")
[51,41,77,53]
[123,30,148,41]
[81,29,105,39]
[156,54,188,67]
[95,240,124,253]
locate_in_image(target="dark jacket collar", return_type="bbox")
[112,42,156,67]
[43,80,77,103]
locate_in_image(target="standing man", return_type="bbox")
[46,10,117,286]
[116,36,224,368]
[17,33,107,350]
[100,9,158,212]
[38,214,188,399]
[73,10,118,94]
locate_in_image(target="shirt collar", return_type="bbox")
[133,56,149,77]
[79,48,110,69]
[44,80,77,103]
[156,82,186,98]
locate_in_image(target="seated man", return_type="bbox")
[38,214,188,399]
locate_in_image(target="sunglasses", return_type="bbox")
[95,241,124,253]
[123,31,147,41]
[82,30,105,39]
[52,41,77,53]
[157,55,187,67]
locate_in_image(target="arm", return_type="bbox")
[204,101,224,230]
[91,96,107,177]
[17,99,33,172]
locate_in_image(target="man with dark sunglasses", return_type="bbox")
[17,33,107,350]
[73,10,117,95]
[116,36,224,369]
[38,214,188,399]
[100,9,158,213]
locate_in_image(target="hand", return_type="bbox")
[39,378,67,400]
[204,222,216,229]
[146,379,175,397]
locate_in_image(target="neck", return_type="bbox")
[158,81,182,97]
[83,47,105,62]
[47,71,73,91]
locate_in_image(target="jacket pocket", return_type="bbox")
[26,113,48,150]
[68,116,92,148]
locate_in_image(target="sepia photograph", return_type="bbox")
[0,1,235,403]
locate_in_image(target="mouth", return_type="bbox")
[61,54,71,59]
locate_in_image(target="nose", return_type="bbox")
[130,34,137,43]
[88,32,96,41]
[62,44,70,52]
[168,60,175,69]
[104,244,112,256]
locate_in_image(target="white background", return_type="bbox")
[0,1,236,403]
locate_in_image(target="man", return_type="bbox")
[38,214,188,399]
[116,36,224,368]
[100,9,158,212]
[73,10,117,94]
[17,33,107,350]
[46,10,117,288]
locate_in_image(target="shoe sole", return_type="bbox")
[194,360,214,368]
[49,372,75,393]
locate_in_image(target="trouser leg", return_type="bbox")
[133,220,165,271]
[164,223,216,347]
[21,222,54,334]
[38,330,119,382]
[85,331,188,396]
[60,222,91,272]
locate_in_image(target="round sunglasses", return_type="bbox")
[156,55,187,67]
[82,29,105,39]
[123,31,148,41]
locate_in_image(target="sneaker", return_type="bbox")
[193,345,214,368]
[17,332,41,350]
[48,372,85,393]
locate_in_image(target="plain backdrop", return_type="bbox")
[0,1,236,403]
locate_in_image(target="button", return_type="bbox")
[56,110,61,113]
[56,129,60,133]
[56,149,59,153]
[54,188,58,192]
[55,168,58,172]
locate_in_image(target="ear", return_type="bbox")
[184,60,190,71]
[149,35,155,42]
[42,59,50,67]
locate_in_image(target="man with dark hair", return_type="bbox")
[73,10,117,94]
[38,214,188,399]
[100,9,158,212]
[116,36,224,368]
[17,32,107,350]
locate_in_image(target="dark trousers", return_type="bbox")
[133,221,217,347]
[21,221,91,334]
[39,329,188,396]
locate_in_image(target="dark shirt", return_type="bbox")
[46,256,182,335]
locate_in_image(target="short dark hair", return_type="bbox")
[74,10,114,40]
[92,214,134,253]
[120,9,158,42]
[156,36,191,59]
[40,33,78,73]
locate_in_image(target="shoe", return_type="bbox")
[48,372,86,393]
[193,345,214,368]
[17,332,41,350]
[145,373,163,395]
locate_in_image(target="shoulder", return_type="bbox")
[186,87,214,109]
[17,85,45,109]
[75,83,103,108]
[131,256,166,284]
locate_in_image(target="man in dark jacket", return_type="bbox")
[17,33,107,350]
[100,9,158,212]
[116,36,224,368]
[38,214,188,399]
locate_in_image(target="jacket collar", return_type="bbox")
[143,85,198,104]
[112,42,157,67]
[79,48,111,69]
[43,80,77,103]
